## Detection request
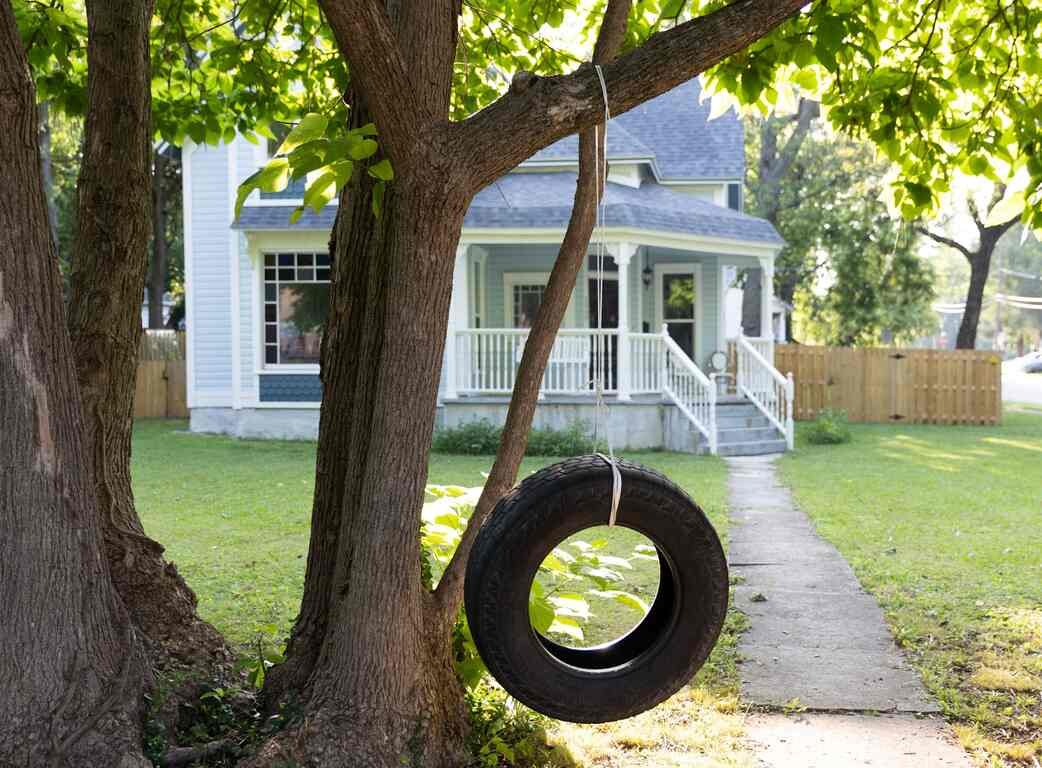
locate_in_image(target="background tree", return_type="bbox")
[919,184,1021,348]
[746,122,936,345]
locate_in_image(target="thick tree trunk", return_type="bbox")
[0,4,149,764]
[252,171,471,768]
[149,148,169,329]
[66,0,227,667]
[957,253,990,349]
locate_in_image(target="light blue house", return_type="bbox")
[182,80,794,455]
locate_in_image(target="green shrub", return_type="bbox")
[432,419,598,456]
[526,420,597,456]
[804,408,852,445]
[432,419,502,454]
[465,680,576,768]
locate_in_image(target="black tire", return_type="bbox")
[464,455,728,723]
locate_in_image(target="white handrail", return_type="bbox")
[660,325,717,454]
[736,334,794,450]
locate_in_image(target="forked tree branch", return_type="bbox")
[917,226,974,259]
[433,0,633,625]
[317,0,428,166]
[454,0,810,193]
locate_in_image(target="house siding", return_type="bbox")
[236,140,259,403]
[187,141,234,404]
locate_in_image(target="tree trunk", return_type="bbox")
[957,252,990,349]
[251,170,471,768]
[149,148,169,329]
[0,4,150,764]
[66,0,227,668]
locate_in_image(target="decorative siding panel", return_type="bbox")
[189,141,233,401]
[259,374,322,402]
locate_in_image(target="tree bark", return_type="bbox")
[0,3,150,764]
[66,0,228,668]
[149,148,169,329]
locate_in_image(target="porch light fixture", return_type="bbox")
[642,265,653,287]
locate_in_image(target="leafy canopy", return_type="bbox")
[16,0,1042,230]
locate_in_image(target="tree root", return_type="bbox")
[161,738,235,767]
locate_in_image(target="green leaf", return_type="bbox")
[276,113,329,155]
[303,170,338,213]
[591,589,651,615]
[234,159,289,218]
[528,598,555,635]
[371,181,385,218]
[368,158,394,181]
[547,615,584,641]
[349,138,379,161]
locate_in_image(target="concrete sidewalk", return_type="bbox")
[724,455,974,767]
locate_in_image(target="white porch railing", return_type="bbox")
[661,326,717,454]
[628,333,663,394]
[735,334,794,450]
[455,328,619,395]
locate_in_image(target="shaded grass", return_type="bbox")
[133,420,748,766]
[778,412,1042,766]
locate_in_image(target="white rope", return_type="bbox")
[592,63,622,526]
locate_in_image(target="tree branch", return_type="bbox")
[453,0,809,193]
[433,0,633,626]
[917,225,974,259]
[317,0,427,166]
[773,98,819,180]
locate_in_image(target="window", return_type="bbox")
[727,182,742,212]
[512,284,544,328]
[263,252,330,366]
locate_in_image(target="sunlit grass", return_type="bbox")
[779,412,1042,767]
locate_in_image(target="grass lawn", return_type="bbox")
[779,412,1042,766]
[133,420,750,767]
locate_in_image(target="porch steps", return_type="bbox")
[714,401,787,457]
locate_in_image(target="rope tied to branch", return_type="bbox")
[592,63,622,527]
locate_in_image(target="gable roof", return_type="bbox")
[526,79,743,181]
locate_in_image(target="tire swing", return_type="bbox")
[463,67,729,724]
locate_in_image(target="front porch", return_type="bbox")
[441,238,795,455]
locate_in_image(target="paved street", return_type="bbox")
[1002,361,1042,406]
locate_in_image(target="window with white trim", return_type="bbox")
[262,252,330,365]
[511,283,545,328]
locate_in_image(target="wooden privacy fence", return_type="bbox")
[774,344,1002,425]
[135,331,187,419]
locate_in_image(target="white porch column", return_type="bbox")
[759,256,775,361]
[444,244,469,399]
[615,242,636,401]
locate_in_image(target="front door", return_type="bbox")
[588,276,618,390]
[657,265,698,361]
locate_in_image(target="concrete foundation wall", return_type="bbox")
[191,400,704,452]
[190,407,320,440]
[440,399,685,452]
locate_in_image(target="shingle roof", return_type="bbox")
[235,172,781,245]
[527,79,744,181]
